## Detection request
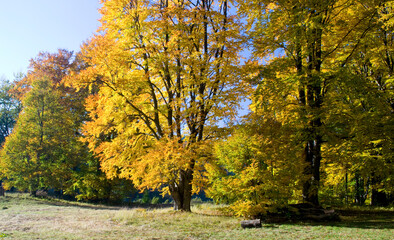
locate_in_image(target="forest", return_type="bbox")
[0,0,393,218]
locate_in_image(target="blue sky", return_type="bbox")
[0,0,102,81]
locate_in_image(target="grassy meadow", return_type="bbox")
[0,193,393,240]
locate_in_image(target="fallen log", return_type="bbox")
[241,219,262,228]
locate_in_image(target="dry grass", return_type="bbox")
[0,193,393,239]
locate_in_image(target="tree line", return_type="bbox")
[0,0,393,216]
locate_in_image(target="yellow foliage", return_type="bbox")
[206,117,304,217]
[67,0,247,210]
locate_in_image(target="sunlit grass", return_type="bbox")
[0,193,393,239]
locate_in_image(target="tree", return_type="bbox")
[70,0,246,211]
[241,0,385,205]
[0,79,21,145]
[1,50,134,201]
[0,79,78,195]
[1,50,88,196]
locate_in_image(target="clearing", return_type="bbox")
[0,193,393,239]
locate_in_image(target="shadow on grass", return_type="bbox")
[279,209,394,230]
[3,193,173,211]
[333,209,393,229]
[38,198,174,211]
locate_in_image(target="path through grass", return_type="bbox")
[0,193,393,239]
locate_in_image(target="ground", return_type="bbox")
[0,193,393,239]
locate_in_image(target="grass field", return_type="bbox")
[0,193,393,239]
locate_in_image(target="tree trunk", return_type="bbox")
[302,134,322,206]
[345,171,348,205]
[0,181,4,197]
[302,12,323,206]
[354,173,367,205]
[170,169,193,212]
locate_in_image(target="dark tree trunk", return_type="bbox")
[0,181,4,197]
[302,10,323,206]
[169,169,193,212]
[354,173,367,205]
[302,137,322,206]
[345,171,349,205]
